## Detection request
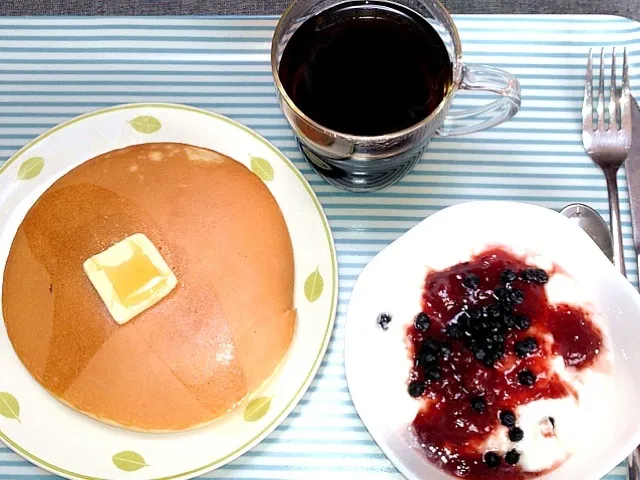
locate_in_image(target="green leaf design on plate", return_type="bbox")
[244,396,271,422]
[304,268,324,303]
[0,392,20,422]
[250,156,274,182]
[112,451,148,472]
[16,157,44,180]
[128,115,162,134]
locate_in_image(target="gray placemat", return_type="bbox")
[1,0,640,20]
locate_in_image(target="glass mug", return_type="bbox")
[271,0,522,192]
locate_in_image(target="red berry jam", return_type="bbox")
[406,247,603,479]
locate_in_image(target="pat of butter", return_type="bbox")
[83,233,177,325]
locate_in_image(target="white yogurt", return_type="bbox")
[480,365,614,473]
[493,269,612,472]
[389,253,614,474]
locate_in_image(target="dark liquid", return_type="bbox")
[278,1,452,136]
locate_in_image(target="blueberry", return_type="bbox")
[377,313,392,330]
[505,449,520,465]
[470,396,487,413]
[418,339,440,366]
[463,273,480,290]
[483,331,495,346]
[446,322,462,339]
[418,350,438,367]
[482,346,503,367]
[499,410,517,427]
[485,318,503,333]
[513,315,531,330]
[440,342,452,360]
[518,369,536,386]
[509,289,525,305]
[500,303,514,315]
[408,380,425,397]
[490,345,503,357]
[501,269,518,284]
[492,333,505,344]
[520,268,549,284]
[414,312,431,332]
[484,452,501,468]
[424,365,442,382]
[419,338,440,356]
[503,314,516,328]
[485,304,502,319]
[470,319,484,333]
[474,348,487,362]
[422,338,440,354]
[493,286,510,303]
[457,313,472,332]
[514,337,538,358]
[473,340,503,367]
[468,307,483,321]
[482,356,497,368]
[508,426,524,442]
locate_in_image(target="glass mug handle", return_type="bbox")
[437,64,522,137]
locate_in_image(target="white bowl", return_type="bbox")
[344,200,640,480]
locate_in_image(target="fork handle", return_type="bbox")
[604,168,627,276]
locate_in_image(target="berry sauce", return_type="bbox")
[406,247,603,479]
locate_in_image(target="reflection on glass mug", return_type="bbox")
[271,0,521,191]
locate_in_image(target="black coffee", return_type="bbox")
[278,1,453,137]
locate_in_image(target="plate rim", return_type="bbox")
[0,102,339,480]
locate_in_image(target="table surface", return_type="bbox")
[0,11,636,480]
[0,0,639,21]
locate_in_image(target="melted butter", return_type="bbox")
[83,233,177,325]
[100,244,167,308]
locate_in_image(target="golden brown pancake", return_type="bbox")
[2,143,296,432]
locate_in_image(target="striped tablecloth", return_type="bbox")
[0,14,637,480]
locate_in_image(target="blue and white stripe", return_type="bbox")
[0,14,635,480]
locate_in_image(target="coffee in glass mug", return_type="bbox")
[272,0,521,191]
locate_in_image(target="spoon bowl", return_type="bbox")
[560,202,640,478]
[560,203,614,262]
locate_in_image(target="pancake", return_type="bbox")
[2,143,296,432]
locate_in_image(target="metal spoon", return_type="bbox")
[560,203,640,479]
[560,203,614,262]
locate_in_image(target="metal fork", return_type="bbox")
[583,48,638,480]
[582,47,631,276]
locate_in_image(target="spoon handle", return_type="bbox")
[604,168,627,276]
[630,447,640,480]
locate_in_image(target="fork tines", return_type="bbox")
[581,47,631,277]
[583,47,630,136]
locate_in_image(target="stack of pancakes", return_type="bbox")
[2,143,296,432]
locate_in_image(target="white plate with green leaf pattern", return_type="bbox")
[0,103,338,480]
